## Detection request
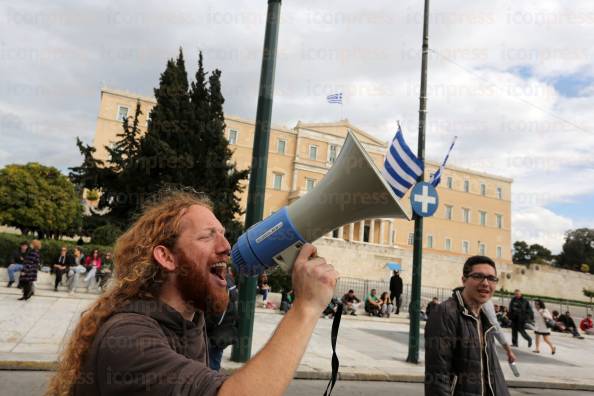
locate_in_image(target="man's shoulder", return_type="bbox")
[98,311,164,343]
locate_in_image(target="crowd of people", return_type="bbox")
[5,241,114,299]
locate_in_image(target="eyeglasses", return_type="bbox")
[466,272,499,283]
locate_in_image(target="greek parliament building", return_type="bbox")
[93,87,514,291]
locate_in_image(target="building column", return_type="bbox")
[379,219,386,245]
[338,226,344,240]
[369,219,375,244]
[291,169,299,192]
[348,223,354,241]
[359,220,365,242]
[389,220,395,245]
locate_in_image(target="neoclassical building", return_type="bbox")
[93,87,513,286]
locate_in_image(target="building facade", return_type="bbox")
[93,87,513,285]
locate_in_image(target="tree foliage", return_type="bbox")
[556,228,594,274]
[512,241,553,265]
[70,48,248,242]
[0,163,82,238]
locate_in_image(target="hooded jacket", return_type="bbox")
[425,288,510,396]
[74,299,227,396]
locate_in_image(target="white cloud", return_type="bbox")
[512,207,573,253]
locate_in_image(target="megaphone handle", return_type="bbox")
[273,241,305,273]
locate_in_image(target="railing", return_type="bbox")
[335,277,452,312]
[335,276,593,317]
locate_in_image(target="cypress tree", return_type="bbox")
[71,48,248,234]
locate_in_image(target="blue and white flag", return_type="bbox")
[381,127,424,198]
[430,136,458,187]
[326,92,343,104]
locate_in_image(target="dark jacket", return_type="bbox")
[390,274,403,295]
[508,296,533,323]
[558,314,577,330]
[425,288,510,396]
[74,299,227,396]
[19,249,40,282]
[54,254,74,267]
[10,248,27,264]
[206,274,239,349]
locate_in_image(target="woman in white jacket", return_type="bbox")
[533,299,556,354]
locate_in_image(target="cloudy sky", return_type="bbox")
[1,0,593,253]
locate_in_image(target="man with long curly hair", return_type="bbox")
[47,191,338,396]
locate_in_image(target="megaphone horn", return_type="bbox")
[231,131,411,276]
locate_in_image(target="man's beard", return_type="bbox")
[175,250,229,316]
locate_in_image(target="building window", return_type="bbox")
[228,129,238,145]
[309,145,318,160]
[408,233,414,245]
[273,173,283,190]
[427,235,433,248]
[445,205,453,220]
[332,229,340,238]
[462,208,470,224]
[445,238,452,251]
[462,240,469,254]
[496,246,502,258]
[116,105,129,122]
[479,243,486,255]
[277,139,286,154]
[305,177,315,192]
[496,214,503,229]
[329,144,338,164]
[464,180,470,193]
[496,187,503,200]
[480,183,486,196]
[446,176,453,189]
[479,211,487,226]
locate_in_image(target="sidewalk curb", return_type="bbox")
[5,361,593,392]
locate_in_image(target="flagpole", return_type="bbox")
[406,0,430,364]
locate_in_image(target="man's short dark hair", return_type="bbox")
[348,289,354,293]
[462,255,496,277]
[20,241,29,246]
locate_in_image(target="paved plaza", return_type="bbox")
[0,287,593,392]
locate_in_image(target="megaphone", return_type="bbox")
[231,131,411,276]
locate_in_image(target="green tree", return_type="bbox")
[557,228,594,273]
[0,163,82,238]
[512,241,553,265]
[70,49,248,241]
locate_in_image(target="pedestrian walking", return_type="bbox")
[508,289,533,348]
[532,300,556,355]
[18,240,42,301]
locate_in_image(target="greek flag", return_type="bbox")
[326,92,343,104]
[381,127,424,198]
[430,136,458,187]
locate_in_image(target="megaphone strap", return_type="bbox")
[323,302,343,396]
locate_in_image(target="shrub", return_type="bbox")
[91,224,122,245]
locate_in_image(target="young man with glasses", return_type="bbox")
[425,255,510,396]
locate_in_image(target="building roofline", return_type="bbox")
[225,114,295,134]
[424,159,513,183]
[295,119,386,146]
[99,87,512,183]
[101,87,157,104]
